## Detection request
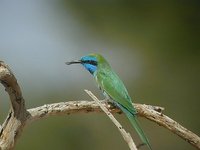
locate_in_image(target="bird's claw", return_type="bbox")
[136,143,146,149]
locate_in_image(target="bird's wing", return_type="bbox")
[96,70,137,115]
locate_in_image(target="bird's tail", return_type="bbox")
[118,104,152,150]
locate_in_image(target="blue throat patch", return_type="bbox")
[81,56,97,75]
[83,63,97,74]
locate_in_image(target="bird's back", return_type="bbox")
[96,66,136,115]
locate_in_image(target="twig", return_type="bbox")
[85,89,138,150]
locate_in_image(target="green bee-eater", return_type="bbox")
[66,53,152,149]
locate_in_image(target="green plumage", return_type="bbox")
[93,54,152,150]
[67,53,152,149]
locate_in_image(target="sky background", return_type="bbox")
[0,1,199,150]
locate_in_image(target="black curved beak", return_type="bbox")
[65,60,82,65]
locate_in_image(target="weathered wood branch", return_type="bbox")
[0,61,200,150]
[0,61,27,150]
[26,101,200,149]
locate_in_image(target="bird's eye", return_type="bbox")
[90,60,97,66]
[84,60,97,66]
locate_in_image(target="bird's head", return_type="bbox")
[66,53,109,75]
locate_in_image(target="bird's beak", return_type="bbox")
[65,60,82,65]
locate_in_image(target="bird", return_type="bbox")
[66,53,152,149]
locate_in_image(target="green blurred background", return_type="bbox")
[0,0,199,149]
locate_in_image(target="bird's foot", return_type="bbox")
[105,100,123,114]
[101,98,120,111]
[135,111,139,115]
[102,98,113,106]
[136,143,146,149]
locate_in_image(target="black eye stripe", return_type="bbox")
[83,60,97,66]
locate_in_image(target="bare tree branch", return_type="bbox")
[85,89,138,150]
[26,101,163,123]
[0,61,200,150]
[135,104,200,149]
[26,101,200,149]
[0,61,26,150]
